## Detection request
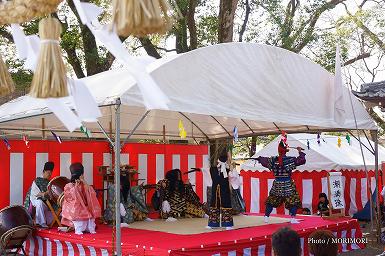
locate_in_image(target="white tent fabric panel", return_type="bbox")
[0,43,376,139]
[241,133,385,171]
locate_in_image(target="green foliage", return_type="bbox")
[197,15,218,46]
[232,135,276,157]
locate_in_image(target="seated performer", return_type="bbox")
[24,161,55,228]
[104,173,150,224]
[61,163,101,235]
[156,169,206,221]
[256,133,306,224]
[207,152,234,229]
[317,192,329,216]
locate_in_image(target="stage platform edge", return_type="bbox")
[24,214,365,256]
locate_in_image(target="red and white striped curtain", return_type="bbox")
[240,169,381,215]
[0,140,209,210]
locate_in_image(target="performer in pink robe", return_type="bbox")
[61,162,101,235]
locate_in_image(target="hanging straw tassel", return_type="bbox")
[0,53,15,97]
[112,0,174,37]
[30,17,68,98]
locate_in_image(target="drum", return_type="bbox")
[0,205,32,238]
[47,176,70,205]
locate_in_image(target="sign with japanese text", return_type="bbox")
[329,172,345,209]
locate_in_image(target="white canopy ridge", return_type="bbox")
[0,43,377,140]
[241,133,385,171]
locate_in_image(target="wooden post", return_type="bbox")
[109,121,113,141]
[163,125,166,144]
[41,118,45,139]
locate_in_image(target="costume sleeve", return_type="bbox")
[294,152,306,166]
[29,181,41,204]
[64,184,76,203]
[185,183,201,204]
[257,157,271,169]
[157,180,169,201]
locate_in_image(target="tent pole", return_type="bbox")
[363,130,375,153]
[373,130,381,241]
[347,131,374,155]
[179,112,210,140]
[114,99,121,255]
[41,118,45,139]
[97,121,115,147]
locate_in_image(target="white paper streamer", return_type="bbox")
[10,24,40,71]
[45,98,82,132]
[72,0,102,24]
[73,1,170,110]
[69,78,101,122]
[24,35,40,71]
[11,24,28,59]
[334,45,346,125]
[11,23,99,129]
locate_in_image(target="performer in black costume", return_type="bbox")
[256,133,306,224]
[207,152,234,229]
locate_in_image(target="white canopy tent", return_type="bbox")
[0,43,377,140]
[241,133,385,171]
[0,43,379,254]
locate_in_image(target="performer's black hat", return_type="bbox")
[319,192,327,199]
[219,154,228,163]
[43,161,54,171]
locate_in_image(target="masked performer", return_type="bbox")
[207,153,234,229]
[256,134,306,224]
[61,163,101,234]
[156,169,206,221]
[24,162,55,228]
[104,173,150,224]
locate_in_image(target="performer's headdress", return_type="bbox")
[43,161,54,171]
[165,169,184,193]
[218,154,228,163]
[278,131,288,166]
[70,162,84,183]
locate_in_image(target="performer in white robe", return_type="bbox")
[24,162,54,228]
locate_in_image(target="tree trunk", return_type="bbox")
[209,139,230,166]
[218,0,239,43]
[250,136,257,157]
[139,38,162,59]
[175,19,189,53]
[187,0,198,49]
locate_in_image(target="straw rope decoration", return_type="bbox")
[30,17,68,98]
[0,0,62,25]
[112,0,174,37]
[0,53,15,96]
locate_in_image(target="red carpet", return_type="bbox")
[24,214,365,256]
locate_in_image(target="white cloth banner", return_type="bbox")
[334,45,346,125]
[11,24,100,131]
[72,0,170,110]
[329,172,345,209]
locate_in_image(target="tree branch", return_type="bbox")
[344,3,385,53]
[292,0,346,52]
[239,0,251,42]
[343,52,370,66]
